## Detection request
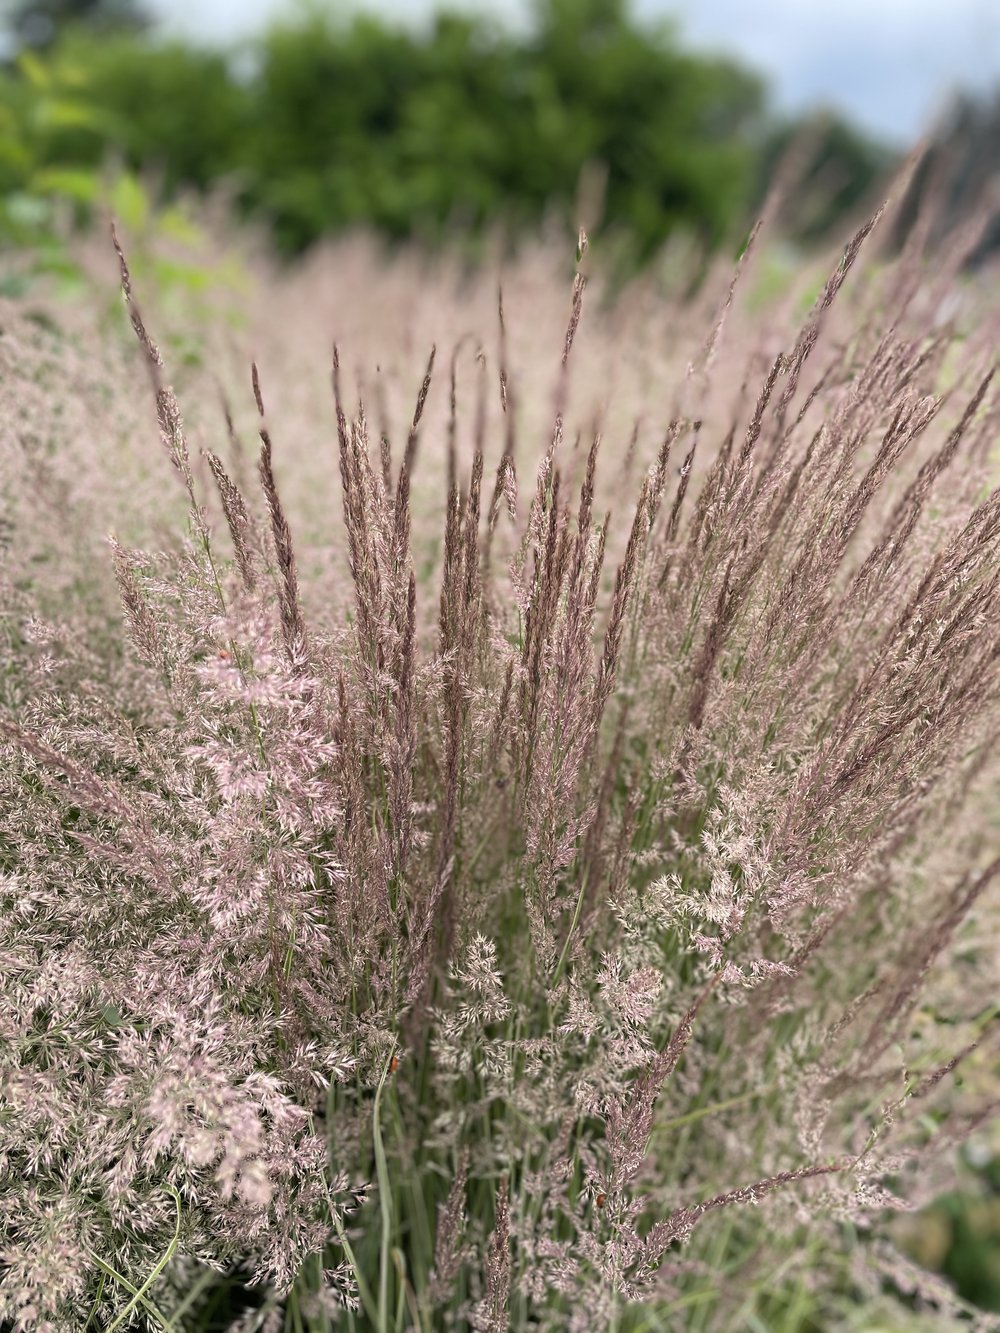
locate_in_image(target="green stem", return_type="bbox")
[92,1185,181,1333]
[82,1270,106,1331]
[373,1051,395,1332]
[653,1087,767,1136]
[391,1249,407,1332]
[550,863,590,990]
[308,1111,381,1328]
[162,1264,219,1324]
[329,1203,380,1328]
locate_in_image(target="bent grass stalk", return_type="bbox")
[91,1186,181,1333]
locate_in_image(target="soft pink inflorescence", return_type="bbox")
[1,182,999,1329]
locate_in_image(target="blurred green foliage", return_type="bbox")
[756,113,898,244]
[0,27,248,331]
[242,0,766,258]
[0,0,896,272]
[891,89,1000,263]
[901,1149,1000,1315]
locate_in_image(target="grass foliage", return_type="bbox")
[1,182,1000,1331]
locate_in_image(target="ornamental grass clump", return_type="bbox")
[1,184,999,1331]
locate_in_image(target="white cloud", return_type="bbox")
[651,0,1000,142]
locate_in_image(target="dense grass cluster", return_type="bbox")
[1,178,999,1331]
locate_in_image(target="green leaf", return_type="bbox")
[16,50,51,90]
[4,192,51,228]
[31,167,100,204]
[33,252,85,281]
[0,135,32,175]
[151,255,211,293]
[110,172,149,231]
[35,98,111,133]
[158,205,205,249]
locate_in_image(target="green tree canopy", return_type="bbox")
[0,0,895,267]
[239,0,766,257]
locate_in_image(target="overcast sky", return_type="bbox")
[145,0,1000,146]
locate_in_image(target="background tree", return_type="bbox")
[892,90,1000,263]
[756,111,897,244]
[0,0,899,267]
